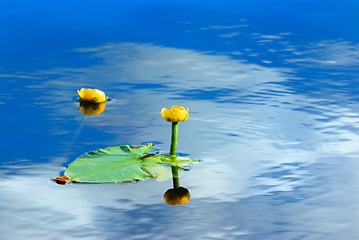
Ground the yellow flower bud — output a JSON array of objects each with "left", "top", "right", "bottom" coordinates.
[
  {"left": 77, "top": 88, "right": 109, "bottom": 103},
  {"left": 163, "top": 187, "right": 190, "bottom": 205},
  {"left": 161, "top": 106, "right": 189, "bottom": 122},
  {"left": 79, "top": 102, "right": 106, "bottom": 116}
]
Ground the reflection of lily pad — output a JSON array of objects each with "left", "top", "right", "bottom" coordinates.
[{"left": 64, "top": 143, "right": 198, "bottom": 183}]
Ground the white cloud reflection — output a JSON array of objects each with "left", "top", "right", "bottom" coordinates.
[
  {"left": 218, "top": 32, "right": 240, "bottom": 38},
  {"left": 201, "top": 24, "right": 248, "bottom": 30},
  {"left": 286, "top": 40, "right": 359, "bottom": 67},
  {"left": 253, "top": 34, "right": 284, "bottom": 40},
  {"left": 2, "top": 40, "right": 359, "bottom": 239},
  {"left": 15, "top": 41, "right": 359, "bottom": 201}
]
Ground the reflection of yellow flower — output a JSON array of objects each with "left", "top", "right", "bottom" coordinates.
[
  {"left": 79, "top": 102, "right": 106, "bottom": 116},
  {"left": 77, "top": 88, "right": 109, "bottom": 103},
  {"left": 163, "top": 187, "right": 190, "bottom": 205},
  {"left": 161, "top": 106, "right": 189, "bottom": 122}
]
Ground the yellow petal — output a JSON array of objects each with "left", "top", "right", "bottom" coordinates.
[
  {"left": 77, "top": 88, "right": 108, "bottom": 103},
  {"left": 183, "top": 108, "right": 189, "bottom": 121},
  {"left": 77, "top": 89, "right": 83, "bottom": 99},
  {"left": 164, "top": 106, "right": 189, "bottom": 122},
  {"left": 161, "top": 108, "right": 175, "bottom": 122},
  {"left": 161, "top": 108, "right": 168, "bottom": 120}
]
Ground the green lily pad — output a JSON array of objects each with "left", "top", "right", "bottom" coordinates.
[{"left": 65, "top": 143, "right": 198, "bottom": 183}]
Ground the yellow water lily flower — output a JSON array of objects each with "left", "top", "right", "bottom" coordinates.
[
  {"left": 161, "top": 106, "right": 189, "bottom": 122},
  {"left": 163, "top": 187, "right": 190, "bottom": 205},
  {"left": 79, "top": 102, "right": 106, "bottom": 116},
  {"left": 77, "top": 88, "right": 109, "bottom": 103}
]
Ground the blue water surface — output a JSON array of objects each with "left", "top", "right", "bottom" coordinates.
[{"left": 1, "top": 1, "right": 359, "bottom": 239}]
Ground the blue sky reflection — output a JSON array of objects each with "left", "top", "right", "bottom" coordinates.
[
  {"left": 1, "top": 1, "right": 359, "bottom": 238},
  {"left": 8, "top": 41, "right": 359, "bottom": 203}
]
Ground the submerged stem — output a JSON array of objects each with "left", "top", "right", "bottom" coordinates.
[
  {"left": 171, "top": 166, "right": 180, "bottom": 189},
  {"left": 170, "top": 122, "right": 178, "bottom": 156}
]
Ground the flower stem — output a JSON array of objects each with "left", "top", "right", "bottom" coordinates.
[
  {"left": 170, "top": 122, "right": 178, "bottom": 156},
  {"left": 170, "top": 122, "right": 179, "bottom": 188}
]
